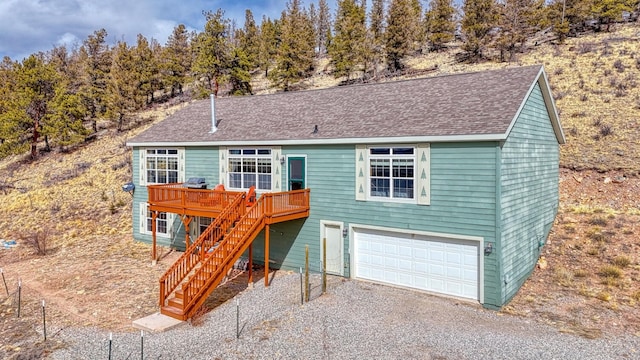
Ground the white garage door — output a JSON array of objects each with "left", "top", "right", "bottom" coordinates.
[{"left": 354, "top": 229, "right": 479, "bottom": 300}]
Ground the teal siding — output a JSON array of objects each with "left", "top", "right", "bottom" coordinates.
[
  {"left": 500, "top": 83, "right": 560, "bottom": 304},
  {"left": 247, "top": 142, "right": 501, "bottom": 307},
  {"left": 131, "top": 147, "right": 218, "bottom": 250}
]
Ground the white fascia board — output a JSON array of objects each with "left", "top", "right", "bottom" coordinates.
[
  {"left": 126, "top": 133, "right": 506, "bottom": 148},
  {"left": 503, "top": 67, "right": 566, "bottom": 145}
]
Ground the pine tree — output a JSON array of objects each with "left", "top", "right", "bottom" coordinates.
[
  {"left": 163, "top": 24, "right": 192, "bottom": 97},
  {"left": 240, "top": 9, "right": 260, "bottom": 69},
  {"left": 134, "top": 34, "right": 158, "bottom": 105},
  {"left": 229, "top": 46, "right": 253, "bottom": 95},
  {"left": 317, "top": 0, "right": 333, "bottom": 56},
  {"left": 192, "top": 9, "right": 231, "bottom": 97},
  {"left": 329, "top": 0, "right": 367, "bottom": 80},
  {"left": 106, "top": 41, "right": 139, "bottom": 131},
  {"left": 0, "top": 57, "right": 25, "bottom": 157},
  {"left": 258, "top": 16, "right": 279, "bottom": 77},
  {"left": 79, "top": 28, "right": 111, "bottom": 133},
  {"left": 547, "top": 0, "right": 591, "bottom": 41},
  {"left": 424, "top": 0, "right": 457, "bottom": 51},
  {"left": 369, "top": 0, "right": 386, "bottom": 77},
  {"left": 44, "top": 80, "right": 87, "bottom": 151},
  {"left": 270, "top": 0, "right": 316, "bottom": 91},
  {"left": 386, "top": 0, "right": 415, "bottom": 72},
  {"left": 461, "top": 0, "right": 499, "bottom": 61},
  {"left": 592, "top": 0, "right": 636, "bottom": 31},
  {"left": 495, "top": 0, "right": 545, "bottom": 62},
  {"left": 409, "top": 0, "right": 425, "bottom": 49},
  {"left": 7, "top": 55, "right": 59, "bottom": 158}
]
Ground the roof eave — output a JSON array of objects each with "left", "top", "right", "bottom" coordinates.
[{"left": 126, "top": 133, "right": 508, "bottom": 148}]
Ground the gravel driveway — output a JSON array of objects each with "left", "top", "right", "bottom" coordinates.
[{"left": 51, "top": 272, "right": 639, "bottom": 359}]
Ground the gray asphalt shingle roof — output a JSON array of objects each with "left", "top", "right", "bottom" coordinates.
[{"left": 128, "top": 65, "right": 553, "bottom": 145}]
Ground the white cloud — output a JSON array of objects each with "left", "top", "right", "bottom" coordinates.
[{"left": 0, "top": 0, "right": 293, "bottom": 60}]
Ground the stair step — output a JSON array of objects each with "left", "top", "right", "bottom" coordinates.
[
  {"left": 175, "top": 289, "right": 184, "bottom": 299},
  {"left": 161, "top": 305, "right": 186, "bottom": 321},
  {"left": 168, "top": 296, "right": 183, "bottom": 308}
]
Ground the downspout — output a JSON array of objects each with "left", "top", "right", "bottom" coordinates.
[{"left": 210, "top": 94, "right": 217, "bottom": 134}]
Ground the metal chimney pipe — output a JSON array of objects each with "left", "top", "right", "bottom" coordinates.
[{"left": 210, "top": 94, "right": 217, "bottom": 133}]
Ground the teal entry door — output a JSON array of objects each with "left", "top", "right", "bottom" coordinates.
[{"left": 288, "top": 157, "right": 305, "bottom": 190}]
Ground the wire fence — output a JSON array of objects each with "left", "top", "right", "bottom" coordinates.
[{"left": 0, "top": 244, "right": 343, "bottom": 359}]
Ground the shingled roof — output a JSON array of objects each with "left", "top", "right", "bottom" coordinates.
[{"left": 127, "top": 65, "right": 564, "bottom": 146}]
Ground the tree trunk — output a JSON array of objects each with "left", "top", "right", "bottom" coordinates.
[{"left": 30, "top": 117, "right": 39, "bottom": 159}]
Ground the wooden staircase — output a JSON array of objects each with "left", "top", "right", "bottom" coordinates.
[{"left": 159, "top": 191, "right": 267, "bottom": 321}]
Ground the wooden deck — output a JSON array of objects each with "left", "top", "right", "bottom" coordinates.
[{"left": 147, "top": 184, "right": 310, "bottom": 223}]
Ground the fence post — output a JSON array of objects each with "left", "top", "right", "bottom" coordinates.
[
  {"left": 17, "top": 279, "right": 21, "bottom": 318},
  {"left": 305, "top": 245, "right": 309, "bottom": 303},
  {"left": 322, "top": 238, "right": 327, "bottom": 294},
  {"left": 1, "top": 268, "right": 8, "bottom": 296},
  {"left": 108, "top": 333, "right": 112, "bottom": 360},
  {"left": 299, "top": 267, "right": 303, "bottom": 305},
  {"left": 42, "top": 300, "right": 46, "bottom": 341}
]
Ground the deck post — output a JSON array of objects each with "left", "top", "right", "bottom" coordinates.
[
  {"left": 151, "top": 210, "right": 157, "bottom": 262},
  {"left": 181, "top": 215, "right": 192, "bottom": 249},
  {"left": 265, "top": 224, "right": 270, "bottom": 287},
  {"left": 248, "top": 243, "right": 253, "bottom": 287}
]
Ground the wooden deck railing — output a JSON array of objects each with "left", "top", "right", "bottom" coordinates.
[
  {"left": 148, "top": 183, "right": 244, "bottom": 212},
  {"left": 158, "top": 188, "right": 310, "bottom": 320},
  {"left": 158, "top": 192, "right": 246, "bottom": 308}
]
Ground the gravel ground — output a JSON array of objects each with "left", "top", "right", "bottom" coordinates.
[{"left": 50, "top": 272, "right": 639, "bottom": 360}]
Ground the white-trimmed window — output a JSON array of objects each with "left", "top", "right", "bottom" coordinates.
[
  {"left": 146, "top": 149, "right": 179, "bottom": 184},
  {"left": 228, "top": 148, "right": 272, "bottom": 190},
  {"left": 369, "top": 147, "right": 415, "bottom": 200},
  {"left": 139, "top": 203, "right": 172, "bottom": 238}
]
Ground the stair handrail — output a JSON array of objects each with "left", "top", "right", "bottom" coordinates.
[
  {"left": 181, "top": 197, "right": 266, "bottom": 316},
  {"left": 159, "top": 192, "right": 246, "bottom": 306}
]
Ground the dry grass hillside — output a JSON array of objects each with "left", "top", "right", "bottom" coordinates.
[{"left": 1, "top": 23, "right": 640, "bottom": 358}]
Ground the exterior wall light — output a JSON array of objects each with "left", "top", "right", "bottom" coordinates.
[{"left": 484, "top": 242, "right": 493, "bottom": 255}]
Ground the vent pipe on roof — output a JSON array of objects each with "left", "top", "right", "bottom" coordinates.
[{"left": 210, "top": 94, "right": 217, "bottom": 134}]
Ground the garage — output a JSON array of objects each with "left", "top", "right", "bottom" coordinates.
[{"left": 353, "top": 228, "right": 481, "bottom": 301}]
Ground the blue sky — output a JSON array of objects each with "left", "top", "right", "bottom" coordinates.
[{"left": 0, "top": 0, "right": 290, "bottom": 61}]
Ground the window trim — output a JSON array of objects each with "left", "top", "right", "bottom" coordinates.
[
  {"left": 139, "top": 202, "right": 172, "bottom": 238},
  {"left": 366, "top": 145, "right": 417, "bottom": 204},
  {"left": 226, "top": 147, "right": 274, "bottom": 191},
  {"left": 139, "top": 147, "right": 184, "bottom": 186}
]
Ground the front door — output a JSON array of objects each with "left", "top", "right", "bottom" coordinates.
[
  {"left": 288, "top": 157, "right": 305, "bottom": 190},
  {"left": 321, "top": 221, "right": 344, "bottom": 275}
]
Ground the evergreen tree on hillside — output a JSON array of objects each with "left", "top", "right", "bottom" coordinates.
[
  {"left": 239, "top": 9, "right": 260, "bottom": 69},
  {"left": 106, "top": 41, "right": 139, "bottom": 131},
  {"left": 547, "top": 0, "right": 591, "bottom": 41},
  {"left": 317, "top": 0, "right": 333, "bottom": 55},
  {"left": 229, "top": 46, "right": 253, "bottom": 95},
  {"left": 369, "top": 0, "right": 386, "bottom": 77},
  {"left": 133, "top": 34, "right": 159, "bottom": 104},
  {"left": 45, "top": 79, "right": 87, "bottom": 151},
  {"left": 592, "top": 0, "right": 636, "bottom": 31},
  {"left": 495, "top": 0, "right": 545, "bottom": 62},
  {"left": 258, "top": 16, "right": 279, "bottom": 77},
  {"left": 329, "top": 0, "right": 367, "bottom": 80},
  {"left": 424, "top": 0, "right": 457, "bottom": 51},
  {"left": 0, "top": 58, "right": 22, "bottom": 157},
  {"left": 79, "top": 28, "right": 111, "bottom": 133},
  {"left": 461, "top": 0, "right": 499, "bottom": 61},
  {"left": 4, "top": 55, "right": 58, "bottom": 158},
  {"left": 409, "top": 0, "right": 425, "bottom": 49},
  {"left": 270, "top": 0, "right": 315, "bottom": 91},
  {"left": 386, "top": 0, "right": 415, "bottom": 72},
  {"left": 192, "top": 9, "right": 231, "bottom": 97},
  {"left": 162, "top": 24, "right": 192, "bottom": 97}
]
